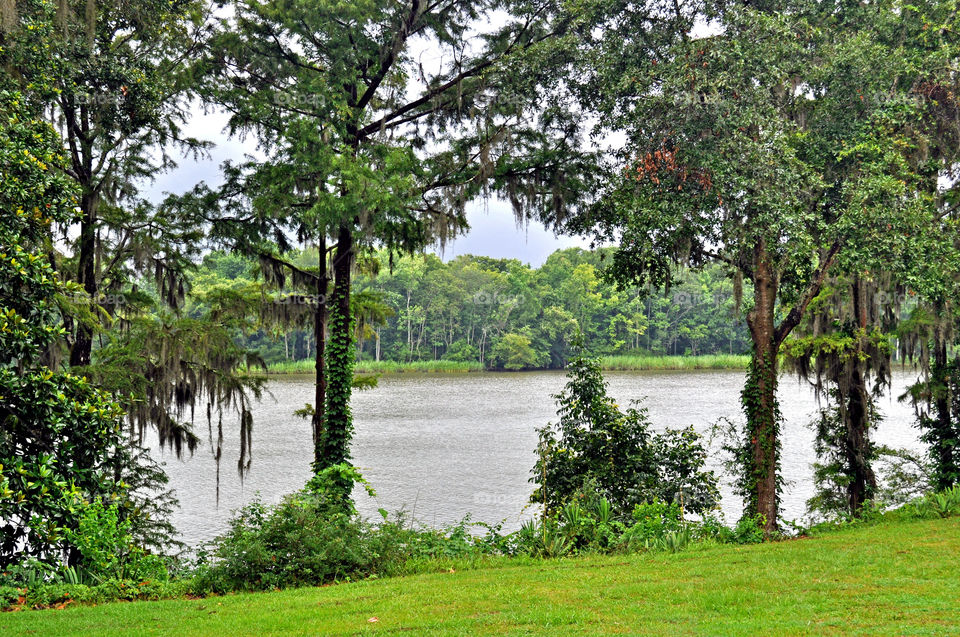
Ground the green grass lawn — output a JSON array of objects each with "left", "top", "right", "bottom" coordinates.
[{"left": 4, "top": 517, "right": 959, "bottom": 636}]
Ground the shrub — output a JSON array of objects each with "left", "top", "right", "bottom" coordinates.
[
  {"left": 191, "top": 477, "right": 496, "bottom": 593},
  {"left": 531, "top": 348, "right": 719, "bottom": 518},
  {"left": 442, "top": 339, "right": 479, "bottom": 362},
  {"left": 3, "top": 579, "right": 189, "bottom": 610},
  {"left": 622, "top": 500, "right": 685, "bottom": 548},
  {"left": 191, "top": 495, "right": 372, "bottom": 592},
  {"left": 731, "top": 514, "right": 767, "bottom": 545},
  {"left": 0, "top": 585, "right": 21, "bottom": 609},
  {"left": 904, "top": 485, "right": 960, "bottom": 519},
  {"left": 489, "top": 332, "right": 543, "bottom": 370},
  {"left": 63, "top": 497, "right": 168, "bottom": 584}
]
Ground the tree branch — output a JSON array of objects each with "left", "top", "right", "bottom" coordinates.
[{"left": 774, "top": 239, "right": 842, "bottom": 345}]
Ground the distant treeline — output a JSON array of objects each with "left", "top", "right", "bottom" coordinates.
[{"left": 190, "top": 247, "right": 753, "bottom": 370}]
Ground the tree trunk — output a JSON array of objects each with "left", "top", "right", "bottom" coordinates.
[
  {"left": 405, "top": 290, "right": 412, "bottom": 356},
  {"left": 844, "top": 356, "right": 876, "bottom": 514},
  {"left": 932, "top": 329, "right": 953, "bottom": 491},
  {"left": 312, "top": 236, "right": 329, "bottom": 471},
  {"left": 69, "top": 190, "right": 98, "bottom": 367},
  {"left": 844, "top": 276, "right": 877, "bottom": 515},
  {"left": 744, "top": 240, "right": 780, "bottom": 535}
]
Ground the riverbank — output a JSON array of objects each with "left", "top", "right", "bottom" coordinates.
[
  {"left": 266, "top": 360, "right": 486, "bottom": 374},
  {"left": 5, "top": 516, "right": 957, "bottom": 635},
  {"left": 601, "top": 353, "right": 749, "bottom": 370},
  {"left": 264, "top": 354, "right": 751, "bottom": 375}
]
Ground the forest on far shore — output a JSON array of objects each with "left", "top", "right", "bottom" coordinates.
[{"left": 189, "top": 247, "right": 755, "bottom": 370}]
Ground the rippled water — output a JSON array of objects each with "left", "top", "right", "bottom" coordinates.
[{"left": 148, "top": 369, "right": 924, "bottom": 548}]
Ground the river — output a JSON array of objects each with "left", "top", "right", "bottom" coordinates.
[{"left": 149, "top": 369, "right": 925, "bottom": 548}]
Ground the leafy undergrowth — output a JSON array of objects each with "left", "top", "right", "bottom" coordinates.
[{"left": 2, "top": 516, "right": 958, "bottom": 636}]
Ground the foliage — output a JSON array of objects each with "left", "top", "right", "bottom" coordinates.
[
  {"left": 0, "top": 0, "right": 266, "bottom": 479},
  {"left": 620, "top": 500, "right": 685, "bottom": 549},
  {"left": 873, "top": 446, "right": 933, "bottom": 509},
  {"left": 805, "top": 392, "right": 880, "bottom": 521},
  {"left": 910, "top": 355, "right": 960, "bottom": 491},
  {"left": 3, "top": 0, "right": 210, "bottom": 368},
  {"left": 191, "top": 481, "right": 759, "bottom": 596},
  {"left": 7, "top": 479, "right": 958, "bottom": 612},
  {"left": 903, "top": 486, "right": 960, "bottom": 520},
  {"left": 531, "top": 346, "right": 719, "bottom": 518},
  {"left": 61, "top": 497, "right": 168, "bottom": 584},
  {"left": 0, "top": 89, "right": 178, "bottom": 573},
  {"left": 489, "top": 332, "right": 543, "bottom": 371},
  {"left": 571, "top": 0, "right": 959, "bottom": 532},
  {"left": 190, "top": 494, "right": 488, "bottom": 594},
  {"left": 4, "top": 517, "right": 960, "bottom": 631},
  {"left": 0, "top": 577, "right": 190, "bottom": 611},
  {"left": 196, "top": 249, "right": 752, "bottom": 370},
  {"left": 784, "top": 276, "right": 899, "bottom": 520},
  {"left": 189, "top": 0, "right": 598, "bottom": 487},
  {"left": 318, "top": 284, "right": 355, "bottom": 485},
  {"left": 729, "top": 514, "right": 768, "bottom": 546}
]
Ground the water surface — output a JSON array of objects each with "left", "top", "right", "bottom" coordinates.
[{"left": 150, "top": 369, "right": 924, "bottom": 548}]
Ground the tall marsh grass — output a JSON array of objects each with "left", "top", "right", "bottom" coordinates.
[{"left": 600, "top": 354, "right": 750, "bottom": 371}]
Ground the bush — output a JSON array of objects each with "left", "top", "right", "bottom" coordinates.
[
  {"left": 903, "top": 485, "right": 960, "bottom": 519},
  {"left": 0, "top": 585, "right": 21, "bottom": 609},
  {"left": 489, "top": 332, "right": 544, "bottom": 370},
  {"left": 442, "top": 339, "right": 479, "bottom": 362},
  {"left": 622, "top": 500, "right": 685, "bottom": 548},
  {"left": 1, "top": 579, "right": 188, "bottom": 610},
  {"left": 532, "top": 348, "right": 719, "bottom": 518},
  {"left": 191, "top": 495, "right": 369, "bottom": 592},
  {"left": 63, "top": 497, "right": 168, "bottom": 584},
  {"left": 731, "top": 514, "right": 767, "bottom": 545},
  {"left": 515, "top": 492, "right": 748, "bottom": 557},
  {"left": 190, "top": 484, "right": 496, "bottom": 594}
]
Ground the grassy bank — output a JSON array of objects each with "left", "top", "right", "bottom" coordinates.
[
  {"left": 4, "top": 517, "right": 958, "bottom": 636},
  {"left": 600, "top": 353, "right": 750, "bottom": 370},
  {"left": 266, "top": 360, "right": 485, "bottom": 374},
  {"left": 266, "top": 354, "right": 750, "bottom": 375}
]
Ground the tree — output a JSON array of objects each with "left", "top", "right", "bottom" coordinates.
[
  {"left": 198, "top": 0, "right": 596, "bottom": 491},
  {"left": 188, "top": 247, "right": 755, "bottom": 368},
  {"left": 2, "top": 0, "right": 209, "bottom": 367},
  {"left": 0, "top": 0, "right": 266, "bottom": 471},
  {"left": 0, "top": 88, "right": 175, "bottom": 569},
  {"left": 901, "top": 303, "right": 960, "bottom": 491},
  {"left": 784, "top": 275, "right": 901, "bottom": 518},
  {"left": 571, "top": 1, "right": 954, "bottom": 531},
  {"left": 490, "top": 331, "right": 541, "bottom": 370}
]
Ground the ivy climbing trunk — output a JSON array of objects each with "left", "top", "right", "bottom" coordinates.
[
  {"left": 312, "top": 236, "right": 329, "bottom": 472},
  {"left": 743, "top": 240, "right": 780, "bottom": 534},
  {"left": 319, "top": 224, "right": 354, "bottom": 493}
]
